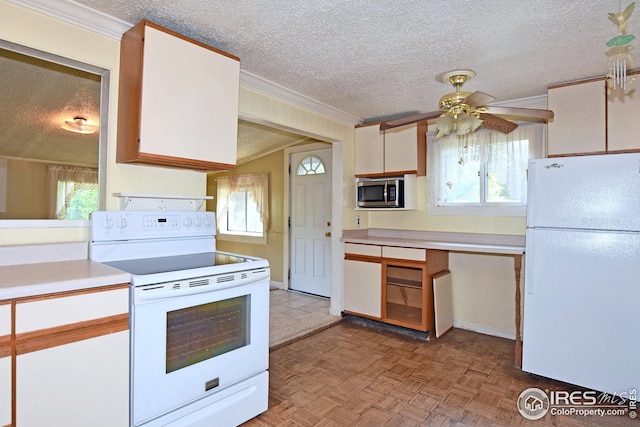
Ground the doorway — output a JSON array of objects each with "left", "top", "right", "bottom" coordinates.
[{"left": 289, "top": 147, "right": 332, "bottom": 297}]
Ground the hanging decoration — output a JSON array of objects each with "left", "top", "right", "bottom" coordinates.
[{"left": 606, "top": 2, "right": 636, "bottom": 91}]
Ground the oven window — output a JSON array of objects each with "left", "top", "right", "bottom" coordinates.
[{"left": 166, "top": 295, "right": 250, "bottom": 373}]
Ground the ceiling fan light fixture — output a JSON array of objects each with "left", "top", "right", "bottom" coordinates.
[{"left": 61, "top": 116, "right": 99, "bottom": 134}]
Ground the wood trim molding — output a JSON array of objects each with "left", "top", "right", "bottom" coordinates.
[
  {"left": 15, "top": 313, "right": 129, "bottom": 355},
  {"left": 14, "top": 283, "right": 128, "bottom": 304},
  {"left": 344, "top": 253, "right": 382, "bottom": 263},
  {"left": 0, "top": 335, "right": 10, "bottom": 358}
]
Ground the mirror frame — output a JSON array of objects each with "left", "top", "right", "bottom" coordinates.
[{"left": 0, "top": 39, "right": 109, "bottom": 227}]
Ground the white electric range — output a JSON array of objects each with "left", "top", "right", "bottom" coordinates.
[{"left": 90, "top": 210, "right": 269, "bottom": 427}]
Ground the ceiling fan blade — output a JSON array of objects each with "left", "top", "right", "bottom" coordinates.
[
  {"left": 478, "top": 113, "right": 518, "bottom": 134},
  {"left": 380, "top": 111, "right": 442, "bottom": 130},
  {"left": 464, "top": 91, "right": 495, "bottom": 108},
  {"left": 484, "top": 106, "right": 554, "bottom": 121}
]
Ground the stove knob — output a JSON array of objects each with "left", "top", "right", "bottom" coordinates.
[
  {"left": 183, "top": 217, "right": 193, "bottom": 227},
  {"left": 203, "top": 216, "right": 212, "bottom": 227},
  {"left": 117, "top": 216, "right": 128, "bottom": 229},
  {"left": 102, "top": 217, "right": 113, "bottom": 230},
  {"left": 194, "top": 216, "right": 203, "bottom": 227}
]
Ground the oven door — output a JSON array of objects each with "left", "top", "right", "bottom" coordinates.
[{"left": 130, "top": 269, "right": 269, "bottom": 426}]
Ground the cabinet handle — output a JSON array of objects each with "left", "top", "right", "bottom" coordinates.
[{"left": 325, "top": 232, "right": 332, "bottom": 237}]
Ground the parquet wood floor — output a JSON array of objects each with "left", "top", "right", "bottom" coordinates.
[{"left": 243, "top": 322, "right": 637, "bottom": 427}]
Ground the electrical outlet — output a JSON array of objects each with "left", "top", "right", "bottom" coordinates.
[{"left": 356, "top": 215, "right": 360, "bottom": 228}]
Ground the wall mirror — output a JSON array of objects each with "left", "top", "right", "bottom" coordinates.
[{"left": 0, "top": 39, "right": 108, "bottom": 222}]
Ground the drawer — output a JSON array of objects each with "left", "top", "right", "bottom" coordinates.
[
  {"left": 0, "top": 303, "right": 10, "bottom": 337},
  {"left": 382, "top": 246, "right": 426, "bottom": 262},
  {"left": 344, "top": 243, "right": 382, "bottom": 257},
  {"left": 15, "top": 287, "right": 129, "bottom": 334}
]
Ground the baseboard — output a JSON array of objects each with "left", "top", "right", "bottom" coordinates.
[
  {"left": 270, "top": 280, "right": 284, "bottom": 290},
  {"left": 453, "top": 320, "right": 515, "bottom": 340}
]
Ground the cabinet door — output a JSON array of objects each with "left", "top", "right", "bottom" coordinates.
[
  {"left": 140, "top": 25, "right": 239, "bottom": 166},
  {"left": 547, "top": 80, "right": 606, "bottom": 156},
  {"left": 608, "top": 83, "right": 640, "bottom": 152},
  {"left": 118, "top": 21, "right": 240, "bottom": 171},
  {"left": 384, "top": 122, "right": 426, "bottom": 175},
  {"left": 354, "top": 125, "right": 384, "bottom": 175},
  {"left": 14, "top": 287, "right": 129, "bottom": 427},
  {"left": 16, "top": 331, "right": 129, "bottom": 427},
  {"left": 382, "top": 260, "right": 428, "bottom": 331},
  {"left": 0, "top": 303, "right": 10, "bottom": 427},
  {"left": 344, "top": 259, "right": 382, "bottom": 318}
]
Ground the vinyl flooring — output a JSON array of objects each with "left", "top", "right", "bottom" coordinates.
[{"left": 243, "top": 321, "right": 637, "bottom": 427}]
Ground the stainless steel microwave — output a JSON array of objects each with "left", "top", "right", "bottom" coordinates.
[{"left": 357, "top": 178, "right": 404, "bottom": 208}]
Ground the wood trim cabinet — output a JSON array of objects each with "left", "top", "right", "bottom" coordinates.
[
  {"left": 117, "top": 20, "right": 240, "bottom": 171},
  {"left": 354, "top": 122, "right": 427, "bottom": 177},
  {"left": 547, "top": 73, "right": 640, "bottom": 157},
  {"left": 5, "top": 285, "right": 129, "bottom": 427},
  {"left": 343, "top": 243, "right": 448, "bottom": 336}
]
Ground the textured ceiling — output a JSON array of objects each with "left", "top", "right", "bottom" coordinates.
[
  {"left": 72, "top": 0, "right": 633, "bottom": 122},
  {"left": 0, "top": 47, "right": 100, "bottom": 167}
]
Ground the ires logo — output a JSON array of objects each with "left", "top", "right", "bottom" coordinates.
[
  {"left": 549, "top": 390, "right": 597, "bottom": 405},
  {"left": 518, "top": 387, "right": 636, "bottom": 420}
]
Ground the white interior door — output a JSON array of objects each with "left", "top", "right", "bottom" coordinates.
[{"left": 290, "top": 148, "right": 332, "bottom": 297}]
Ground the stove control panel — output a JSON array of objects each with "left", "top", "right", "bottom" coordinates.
[{"left": 90, "top": 211, "right": 216, "bottom": 241}]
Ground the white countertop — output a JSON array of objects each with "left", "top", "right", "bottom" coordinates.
[
  {"left": 341, "top": 229, "right": 525, "bottom": 255},
  {"left": 0, "top": 259, "right": 130, "bottom": 300},
  {"left": 0, "top": 242, "right": 130, "bottom": 300}
]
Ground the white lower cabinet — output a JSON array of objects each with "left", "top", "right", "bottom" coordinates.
[
  {"left": 344, "top": 258, "right": 382, "bottom": 318},
  {"left": 16, "top": 331, "right": 129, "bottom": 427},
  {"left": 12, "top": 285, "right": 129, "bottom": 427},
  {"left": 0, "top": 356, "right": 9, "bottom": 427},
  {"left": 343, "top": 243, "right": 382, "bottom": 318},
  {"left": 0, "top": 302, "right": 11, "bottom": 427}
]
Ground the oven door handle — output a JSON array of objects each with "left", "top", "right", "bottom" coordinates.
[{"left": 134, "top": 269, "right": 270, "bottom": 301}]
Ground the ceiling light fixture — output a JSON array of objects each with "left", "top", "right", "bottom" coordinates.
[
  {"left": 434, "top": 70, "right": 484, "bottom": 140},
  {"left": 61, "top": 116, "right": 99, "bottom": 134},
  {"left": 606, "top": 1, "right": 636, "bottom": 92}
]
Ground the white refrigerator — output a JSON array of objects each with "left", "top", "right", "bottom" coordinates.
[{"left": 523, "top": 153, "right": 640, "bottom": 395}]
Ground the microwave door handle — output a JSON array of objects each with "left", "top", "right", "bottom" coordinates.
[{"left": 383, "top": 182, "right": 388, "bottom": 204}]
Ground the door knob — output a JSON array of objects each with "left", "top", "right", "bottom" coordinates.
[{"left": 325, "top": 232, "right": 332, "bottom": 237}]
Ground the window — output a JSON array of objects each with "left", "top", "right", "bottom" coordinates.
[
  {"left": 296, "top": 155, "right": 325, "bottom": 175},
  {"left": 48, "top": 166, "right": 98, "bottom": 220},
  {"left": 429, "top": 123, "right": 544, "bottom": 215},
  {"left": 216, "top": 173, "right": 269, "bottom": 242}
]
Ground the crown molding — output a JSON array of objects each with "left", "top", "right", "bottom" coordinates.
[
  {"left": 239, "top": 71, "right": 362, "bottom": 125},
  {"left": 8, "top": 0, "right": 363, "bottom": 126},
  {"left": 7, "top": 0, "right": 132, "bottom": 40}
]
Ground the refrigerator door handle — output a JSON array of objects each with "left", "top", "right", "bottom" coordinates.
[{"left": 526, "top": 232, "right": 534, "bottom": 295}]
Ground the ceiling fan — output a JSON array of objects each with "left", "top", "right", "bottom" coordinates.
[{"left": 379, "top": 69, "right": 554, "bottom": 140}]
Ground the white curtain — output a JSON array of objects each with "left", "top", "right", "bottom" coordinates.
[
  {"left": 216, "top": 173, "right": 269, "bottom": 232},
  {"left": 433, "top": 123, "right": 544, "bottom": 205},
  {"left": 47, "top": 166, "right": 98, "bottom": 219}
]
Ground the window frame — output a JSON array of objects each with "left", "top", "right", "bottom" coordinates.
[
  {"left": 426, "top": 122, "right": 546, "bottom": 217},
  {"left": 216, "top": 173, "right": 269, "bottom": 244}
]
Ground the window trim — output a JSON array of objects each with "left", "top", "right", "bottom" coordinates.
[
  {"left": 216, "top": 173, "right": 269, "bottom": 244},
  {"left": 426, "top": 122, "right": 546, "bottom": 217}
]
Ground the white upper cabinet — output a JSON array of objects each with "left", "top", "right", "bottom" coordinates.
[
  {"left": 354, "top": 125, "right": 384, "bottom": 176},
  {"left": 547, "top": 80, "right": 606, "bottom": 156},
  {"left": 354, "top": 122, "right": 426, "bottom": 177},
  {"left": 117, "top": 20, "right": 240, "bottom": 171},
  {"left": 547, "top": 74, "right": 640, "bottom": 156},
  {"left": 608, "top": 79, "right": 640, "bottom": 152}
]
